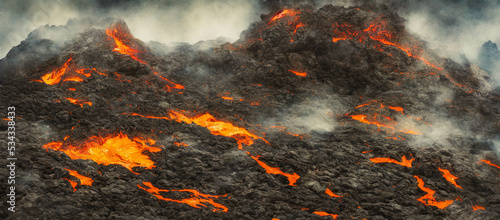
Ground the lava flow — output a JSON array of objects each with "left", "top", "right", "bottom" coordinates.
[
  {"left": 40, "top": 57, "right": 72, "bottom": 85},
  {"left": 348, "top": 114, "right": 421, "bottom": 135},
  {"left": 288, "top": 70, "right": 307, "bottom": 77},
  {"left": 312, "top": 211, "right": 338, "bottom": 219},
  {"left": 42, "top": 132, "right": 161, "bottom": 174},
  {"left": 268, "top": 9, "right": 301, "bottom": 25},
  {"left": 413, "top": 176, "right": 454, "bottom": 209},
  {"left": 479, "top": 160, "right": 500, "bottom": 169},
  {"left": 137, "top": 182, "right": 228, "bottom": 213},
  {"left": 62, "top": 178, "right": 78, "bottom": 192},
  {"left": 363, "top": 17, "right": 442, "bottom": 71},
  {"left": 325, "top": 188, "right": 343, "bottom": 198},
  {"left": 106, "top": 24, "right": 146, "bottom": 65},
  {"left": 370, "top": 155, "right": 414, "bottom": 168},
  {"left": 438, "top": 168, "right": 462, "bottom": 190},
  {"left": 472, "top": 205, "right": 485, "bottom": 211},
  {"left": 64, "top": 97, "right": 92, "bottom": 108},
  {"left": 129, "top": 111, "right": 269, "bottom": 150},
  {"left": 64, "top": 168, "right": 94, "bottom": 187},
  {"left": 250, "top": 155, "right": 300, "bottom": 186}
]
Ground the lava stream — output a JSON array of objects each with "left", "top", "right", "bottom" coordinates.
[
  {"left": 288, "top": 70, "right": 307, "bottom": 77},
  {"left": 64, "top": 97, "right": 92, "bottom": 108},
  {"left": 413, "top": 176, "right": 453, "bottom": 209},
  {"left": 128, "top": 111, "right": 269, "bottom": 150},
  {"left": 250, "top": 155, "right": 300, "bottom": 186},
  {"left": 64, "top": 168, "right": 94, "bottom": 186},
  {"left": 268, "top": 9, "right": 301, "bottom": 25},
  {"left": 42, "top": 132, "right": 161, "bottom": 174},
  {"left": 479, "top": 160, "right": 500, "bottom": 169},
  {"left": 62, "top": 178, "right": 78, "bottom": 192},
  {"left": 472, "top": 205, "right": 485, "bottom": 211},
  {"left": 370, "top": 155, "right": 414, "bottom": 168},
  {"left": 137, "top": 182, "right": 228, "bottom": 213},
  {"left": 325, "top": 188, "right": 342, "bottom": 198},
  {"left": 438, "top": 168, "right": 462, "bottom": 189},
  {"left": 106, "top": 25, "right": 146, "bottom": 65},
  {"left": 312, "top": 211, "right": 338, "bottom": 219},
  {"left": 40, "top": 57, "right": 72, "bottom": 85}
]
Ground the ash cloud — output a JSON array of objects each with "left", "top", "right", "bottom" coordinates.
[{"left": 0, "top": 0, "right": 262, "bottom": 58}]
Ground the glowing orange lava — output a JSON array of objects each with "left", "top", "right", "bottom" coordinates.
[
  {"left": 40, "top": 57, "right": 72, "bottom": 85},
  {"left": 288, "top": 70, "right": 307, "bottom": 77},
  {"left": 268, "top": 9, "right": 301, "bottom": 24},
  {"left": 348, "top": 114, "right": 421, "bottom": 135},
  {"left": 64, "top": 97, "right": 92, "bottom": 108},
  {"left": 137, "top": 182, "right": 228, "bottom": 213},
  {"left": 168, "top": 111, "right": 269, "bottom": 149},
  {"left": 472, "top": 205, "right": 485, "bottom": 211},
  {"left": 106, "top": 24, "right": 146, "bottom": 65},
  {"left": 438, "top": 168, "right": 462, "bottom": 190},
  {"left": 250, "top": 155, "right": 299, "bottom": 186},
  {"left": 480, "top": 160, "right": 500, "bottom": 169},
  {"left": 388, "top": 106, "right": 404, "bottom": 114},
  {"left": 325, "top": 188, "right": 342, "bottom": 198},
  {"left": 312, "top": 211, "right": 338, "bottom": 219},
  {"left": 173, "top": 142, "right": 188, "bottom": 147},
  {"left": 42, "top": 132, "right": 161, "bottom": 174},
  {"left": 62, "top": 178, "right": 78, "bottom": 192},
  {"left": 413, "top": 176, "right": 453, "bottom": 209},
  {"left": 64, "top": 168, "right": 93, "bottom": 186},
  {"left": 363, "top": 18, "right": 442, "bottom": 71},
  {"left": 370, "top": 155, "right": 414, "bottom": 168}
]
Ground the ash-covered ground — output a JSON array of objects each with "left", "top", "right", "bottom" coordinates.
[{"left": 1, "top": 3, "right": 500, "bottom": 220}]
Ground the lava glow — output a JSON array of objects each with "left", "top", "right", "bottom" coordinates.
[
  {"left": 480, "top": 160, "right": 500, "bottom": 169},
  {"left": 413, "top": 176, "right": 454, "bottom": 209},
  {"left": 64, "top": 168, "right": 94, "bottom": 186},
  {"left": 250, "top": 155, "right": 300, "bottom": 186},
  {"left": 370, "top": 155, "right": 414, "bottom": 168},
  {"left": 438, "top": 168, "right": 462, "bottom": 190},
  {"left": 268, "top": 9, "right": 301, "bottom": 24},
  {"left": 65, "top": 97, "right": 92, "bottom": 108},
  {"left": 62, "top": 178, "right": 78, "bottom": 192},
  {"left": 169, "top": 111, "right": 269, "bottom": 149},
  {"left": 349, "top": 114, "right": 421, "bottom": 135},
  {"left": 137, "top": 182, "right": 228, "bottom": 213},
  {"left": 42, "top": 132, "right": 161, "bottom": 174},
  {"left": 472, "top": 205, "right": 485, "bottom": 211},
  {"left": 106, "top": 25, "right": 146, "bottom": 65},
  {"left": 325, "top": 188, "right": 342, "bottom": 198},
  {"left": 128, "top": 111, "right": 268, "bottom": 149},
  {"left": 288, "top": 70, "right": 307, "bottom": 77},
  {"left": 312, "top": 211, "right": 338, "bottom": 219},
  {"left": 40, "top": 57, "right": 72, "bottom": 85}
]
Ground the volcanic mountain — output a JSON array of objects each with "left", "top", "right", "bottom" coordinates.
[{"left": 1, "top": 4, "right": 500, "bottom": 220}]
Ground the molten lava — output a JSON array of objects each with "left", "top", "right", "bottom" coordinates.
[
  {"left": 106, "top": 24, "right": 146, "bottom": 65},
  {"left": 479, "top": 160, "right": 500, "bottom": 169},
  {"left": 370, "top": 155, "right": 414, "bottom": 168},
  {"left": 312, "top": 211, "right": 338, "bottom": 219},
  {"left": 62, "top": 178, "right": 78, "bottom": 192},
  {"left": 42, "top": 132, "right": 161, "bottom": 174},
  {"left": 64, "top": 168, "right": 94, "bottom": 186},
  {"left": 40, "top": 57, "right": 72, "bottom": 85},
  {"left": 325, "top": 188, "right": 342, "bottom": 198},
  {"left": 288, "top": 70, "right": 307, "bottom": 77},
  {"left": 413, "top": 176, "right": 453, "bottom": 209},
  {"left": 472, "top": 205, "right": 485, "bottom": 211},
  {"left": 64, "top": 97, "right": 92, "bottom": 108},
  {"left": 438, "top": 168, "right": 462, "bottom": 190},
  {"left": 137, "top": 182, "right": 228, "bottom": 213},
  {"left": 268, "top": 9, "right": 301, "bottom": 25},
  {"left": 250, "top": 155, "right": 300, "bottom": 186},
  {"left": 348, "top": 114, "right": 421, "bottom": 135}
]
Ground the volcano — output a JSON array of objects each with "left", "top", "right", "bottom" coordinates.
[{"left": 1, "top": 3, "right": 500, "bottom": 220}]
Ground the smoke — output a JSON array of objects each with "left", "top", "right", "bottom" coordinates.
[{"left": 0, "top": 0, "right": 261, "bottom": 58}]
